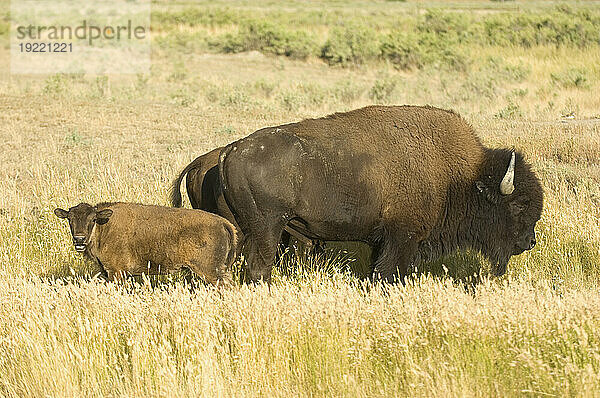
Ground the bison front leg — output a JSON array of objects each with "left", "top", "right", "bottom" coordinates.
[{"left": 371, "top": 229, "right": 419, "bottom": 284}]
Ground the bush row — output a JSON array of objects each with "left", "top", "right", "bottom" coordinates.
[
  {"left": 206, "top": 19, "right": 472, "bottom": 70},
  {"left": 156, "top": 7, "right": 600, "bottom": 69}
]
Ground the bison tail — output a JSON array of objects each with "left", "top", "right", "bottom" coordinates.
[
  {"left": 170, "top": 156, "right": 204, "bottom": 208},
  {"left": 218, "top": 144, "right": 237, "bottom": 211},
  {"left": 217, "top": 145, "right": 233, "bottom": 193},
  {"left": 170, "top": 174, "right": 184, "bottom": 208}
]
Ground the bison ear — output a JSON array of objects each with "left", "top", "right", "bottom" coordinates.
[
  {"left": 95, "top": 209, "right": 113, "bottom": 225},
  {"left": 54, "top": 208, "right": 68, "bottom": 219}
]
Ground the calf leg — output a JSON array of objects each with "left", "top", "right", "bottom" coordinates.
[
  {"left": 107, "top": 269, "right": 127, "bottom": 283},
  {"left": 188, "top": 260, "right": 233, "bottom": 287},
  {"left": 186, "top": 235, "right": 235, "bottom": 287}
]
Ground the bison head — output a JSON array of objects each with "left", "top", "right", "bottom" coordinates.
[
  {"left": 474, "top": 150, "right": 543, "bottom": 276},
  {"left": 54, "top": 203, "right": 113, "bottom": 253}
]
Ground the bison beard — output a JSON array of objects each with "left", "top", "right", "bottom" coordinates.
[{"left": 219, "top": 105, "right": 543, "bottom": 283}]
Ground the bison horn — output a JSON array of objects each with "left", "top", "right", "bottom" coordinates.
[{"left": 500, "top": 152, "right": 516, "bottom": 195}]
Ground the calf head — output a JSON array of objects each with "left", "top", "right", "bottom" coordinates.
[
  {"left": 54, "top": 203, "right": 113, "bottom": 253},
  {"left": 475, "top": 150, "right": 544, "bottom": 276}
]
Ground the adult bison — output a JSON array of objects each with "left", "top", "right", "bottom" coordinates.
[{"left": 219, "top": 105, "right": 543, "bottom": 283}]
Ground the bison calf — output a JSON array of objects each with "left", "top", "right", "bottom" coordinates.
[{"left": 54, "top": 202, "right": 237, "bottom": 286}]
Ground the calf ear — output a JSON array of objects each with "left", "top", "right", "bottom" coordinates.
[
  {"left": 54, "top": 208, "right": 68, "bottom": 219},
  {"left": 95, "top": 209, "right": 113, "bottom": 225}
]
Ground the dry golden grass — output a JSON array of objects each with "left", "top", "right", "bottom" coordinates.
[
  {"left": 2, "top": 275, "right": 600, "bottom": 397},
  {"left": 1, "top": 2, "right": 600, "bottom": 395}
]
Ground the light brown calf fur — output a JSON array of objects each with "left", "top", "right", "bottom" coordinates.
[{"left": 54, "top": 202, "right": 237, "bottom": 286}]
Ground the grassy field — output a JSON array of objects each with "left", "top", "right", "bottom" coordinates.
[{"left": 1, "top": 0, "right": 600, "bottom": 396}]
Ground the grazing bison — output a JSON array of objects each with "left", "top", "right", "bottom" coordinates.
[
  {"left": 170, "top": 147, "right": 323, "bottom": 254},
  {"left": 219, "top": 105, "right": 543, "bottom": 283},
  {"left": 55, "top": 202, "right": 237, "bottom": 286}
]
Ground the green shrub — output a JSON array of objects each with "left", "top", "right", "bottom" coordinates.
[
  {"left": 94, "top": 76, "right": 109, "bottom": 98},
  {"left": 495, "top": 102, "right": 523, "bottom": 119},
  {"left": 484, "top": 57, "right": 530, "bottom": 82},
  {"left": 214, "top": 126, "right": 236, "bottom": 135},
  {"left": 551, "top": 68, "right": 590, "bottom": 89},
  {"left": 212, "top": 32, "right": 245, "bottom": 54},
  {"left": 253, "top": 80, "right": 278, "bottom": 98},
  {"left": 278, "top": 84, "right": 326, "bottom": 111},
  {"left": 508, "top": 88, "right": 528, "bottom": 99},
  {"left": 43, "top": 74, "right": 66, "bottom": 95},
  {"left": 210, "top": 20, "right": 318, "bottom": 60},
  {"left": 333, "top": 81, "right": 365, "bottom": 104},
  {"left": 63, "top": 129, "right": 88, "bottom": 146},
  {"left": 167, "top": 61, "right": 187, "bottom": 82},
  {"left": 459, "top": 73, "right": 496, "bottom": 100},
  {"left": 382, "top": 10, "right": 474, "bottom": 72},
  {"left": 220, "top": 89, "right": 252, "bottom": 107},
  {"left": 135, "top": 74, "right": 149, "bottom": 92},
  {"left": 420, "top": 33, "right": 471, "bottom": 72},
  {"left": 381, "top": 30, "right": 469, "bottom": 72},
  {"left": 297, "top": 83, "right": 326, "bottom": 106},
  {"left": 369, "top": 76, "right": 398, "bottom": 103},
  {"left": 380, "top": 31, "right": 423, "bottom": 70},
  {"left": 483, "top": 10, "right": 600, "bottom": 48},
  {"left": 418, "top": 10, "right": 474, "bottom": 42},
  {"left": 321, "top": 23, "right": 379, "bottom": 66},
  {"left": 279, "top": 91, "right": 303, "bottom": 111},
  {"left": 560, "top": 98, "right": 580, "bottom": 118},
  {"left": 456, "top": 57, "right": 530, "bottom": 102},
  {"left": 170, "top": 89, "right": 194, "bottom": 107}
]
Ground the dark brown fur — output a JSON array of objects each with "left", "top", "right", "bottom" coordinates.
[
  {"left": 170, "top": 147, "right": 324, "bottom": 253},
  {"left": 55, "top": 202, "right": 238, "bottom": 286},
  {"left": 219, "top": 105, "right": 543, "bottom": 283},
  {"left": 171, "top": 147, "right": 224, "bottom": 212}
]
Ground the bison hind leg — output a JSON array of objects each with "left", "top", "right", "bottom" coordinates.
[
  {"left": 242, "top": 217, "right": 289, "bottom": 284},
  {"left": 274, "top": 229, "right": 293, "bottom": 265}
]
